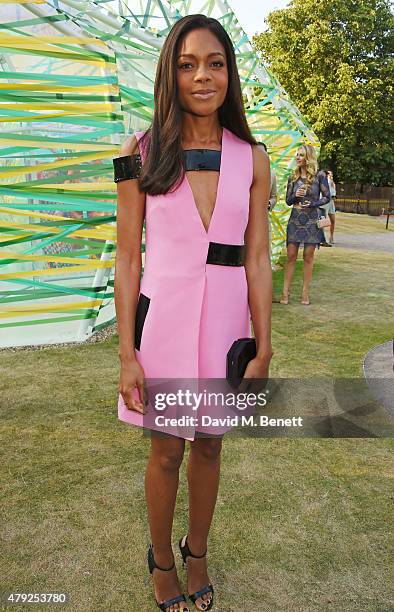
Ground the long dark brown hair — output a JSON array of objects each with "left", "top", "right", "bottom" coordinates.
[{"left": 138, "top": 14, "right": 257, "bottom": 195}]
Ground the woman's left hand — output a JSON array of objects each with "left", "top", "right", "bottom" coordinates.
[{"left": 238, "top": 351, "right": 273, "bottom": 393}]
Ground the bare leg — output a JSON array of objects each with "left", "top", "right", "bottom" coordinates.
[
  {"left": 185, "top": 437, "right": 223, "bottom": 609},
  {"left": 145, "top": 434, "right": 189, "bottom": 611},
  {"left": 281, "top": 243, "right": 299, "bottom": 301},
  {"left": 301, "top": 244, "right": 316, "bottom": 303},
  {"left": 329, "top": 213, "right": 335, "bottom": 242}
]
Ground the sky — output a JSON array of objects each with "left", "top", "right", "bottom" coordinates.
[{"left": 228, "top": 0, "right": 290, "bottom": 39}]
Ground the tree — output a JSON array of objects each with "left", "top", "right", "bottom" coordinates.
[{"left": 253, "top": 0, "right": 393, "bottom": 185}]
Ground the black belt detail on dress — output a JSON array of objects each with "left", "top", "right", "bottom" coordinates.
[
  {"left": 114, "top": 149, "right": 221, "bottom": 182},
  {"left": 206, "top": 242, "right": 245, "bottom": 266},
  {"left": 113, "top": 154, "right": 142, "bottom": 182},
  {"left": 183, "top": 149, "right": 221, "bottom": 171}
]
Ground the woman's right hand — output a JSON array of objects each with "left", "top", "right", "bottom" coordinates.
[
  {"left": 119, "top": 359, "right": 148, "bottom": 414},
  {"left": 295, "top": 186, "right": 306, "bottom": 197}
]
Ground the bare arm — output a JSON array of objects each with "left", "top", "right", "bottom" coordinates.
[
  {"left": 331, "top": 180, "right": 337, "bottom": 198},
  {"left": 244, "top": 145, "right": 273, "bottom": 363},
  {"left": 114, "top": 135, "right": 146, "bottom": 363}
]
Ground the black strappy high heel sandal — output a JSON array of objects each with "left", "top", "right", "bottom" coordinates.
[
  {"left": 147, "top": 543, "right": 189, "bottom": 611},
  {"left": 178, "top": 535, "right": 214, "bottom": 611}
]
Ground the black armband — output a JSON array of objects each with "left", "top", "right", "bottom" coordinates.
[{"left": 113, "top": 154, "right": 142, "bottom": 182}]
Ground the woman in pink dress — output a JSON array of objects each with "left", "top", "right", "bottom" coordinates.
[{"left": 114, "top": 14, "right": 272, "bottom": 612}]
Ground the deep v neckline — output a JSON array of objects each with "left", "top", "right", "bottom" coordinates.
[{"left": 184, "top": 127, "right": 226, "bottom": 235}]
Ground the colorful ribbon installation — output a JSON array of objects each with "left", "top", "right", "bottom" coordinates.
[{"left": 0, "top": 0, "right": 319, "bottom": 347}]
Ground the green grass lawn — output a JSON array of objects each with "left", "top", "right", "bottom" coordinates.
[
  {"left": 271, "top": 246, "right": 393, "bottom": 377},
  {"left": 1, "top": 214, "right": 393, "bottom": 611}
]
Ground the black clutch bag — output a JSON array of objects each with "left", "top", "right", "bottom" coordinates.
[{"left": 226, "top": 338, "right": 257, "bottom": 389}]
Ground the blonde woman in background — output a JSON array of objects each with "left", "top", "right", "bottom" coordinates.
[{"left": 280, "top": 145, "right": 330, "bottom": 305}]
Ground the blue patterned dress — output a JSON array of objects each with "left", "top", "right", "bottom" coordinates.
[{"left": 286, "top": 170, "right": 330, "bottom": 248}]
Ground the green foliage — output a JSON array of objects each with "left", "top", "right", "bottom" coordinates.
[{"left": 253, "top": 0, "right": 393, "bottom": 185}]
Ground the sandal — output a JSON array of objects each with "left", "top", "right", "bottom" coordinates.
[
  {"left": 147, "top": 544, "right": 189, "bottom": 611},
  {"left": 301, "top": 295, "right": 310, "bottom": 305},
  {"left": 280, "top": 291, "right": 290, "bottom": 305},
  {"left": 179, "top": 535, "right": 214, "bottom": 611}
]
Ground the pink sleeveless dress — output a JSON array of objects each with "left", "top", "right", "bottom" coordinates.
[{"left": 118, "top": 127, "right": 253, "bottom": 440}]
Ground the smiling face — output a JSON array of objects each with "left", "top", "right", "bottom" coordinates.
[
  {"left": 176, "top": 28, "right": 228, "bottom": 117},
  {"left": 296, "top": 147, "right": 307, "bottom": 168}
]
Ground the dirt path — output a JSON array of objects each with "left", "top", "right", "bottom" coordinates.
[{"left": 330, "top": 232, "right": 394, "bottom": 253}]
